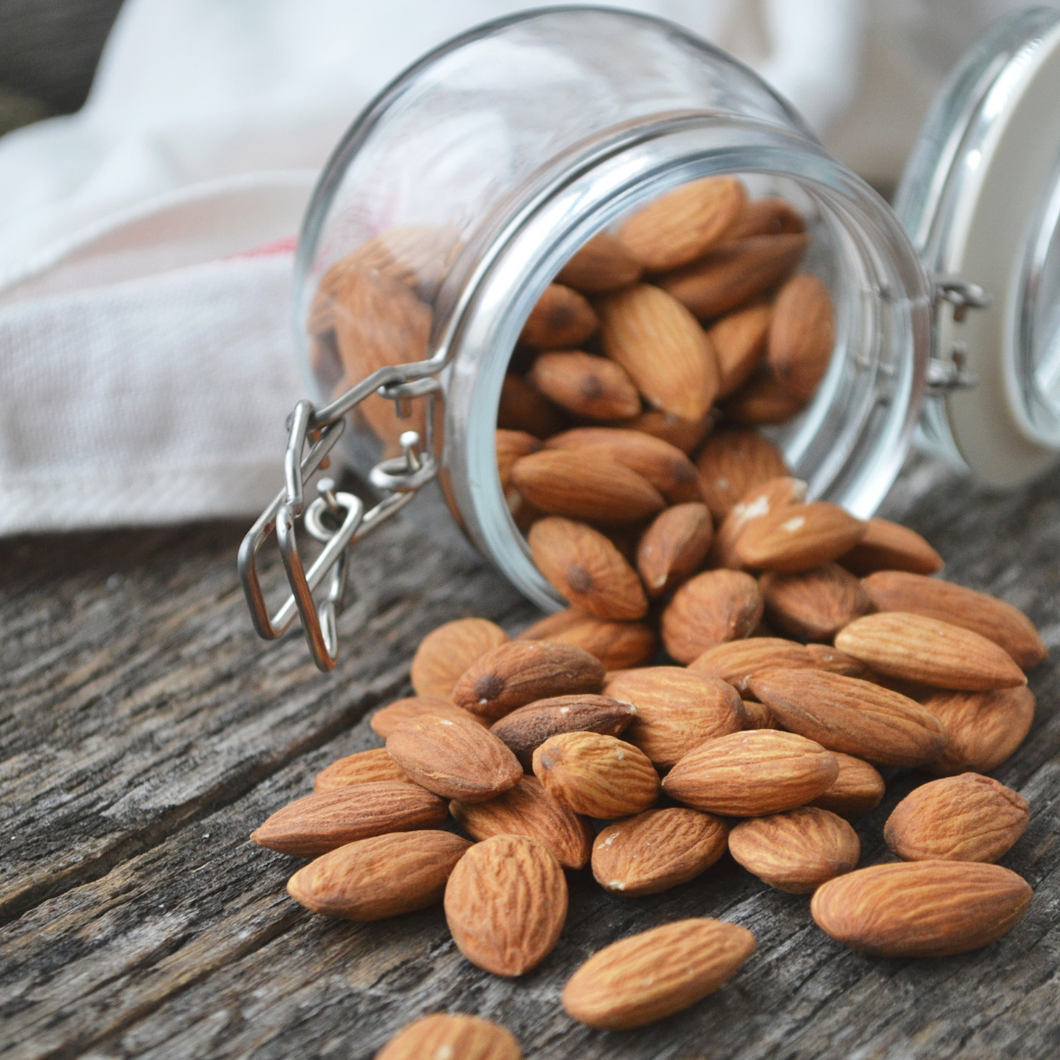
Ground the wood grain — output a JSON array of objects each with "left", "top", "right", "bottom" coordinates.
[{"left": 2, "top": 456, "right": 1060, "bottom": 1059}]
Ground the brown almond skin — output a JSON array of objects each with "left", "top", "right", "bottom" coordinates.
[
  {"left": 593, "top": 807, "right": 728, "bottom": 895},
  {"left": 598, "top": 284, "right": 720, "bottom": 421},
  {"left": 740, "top": 698, "right": 777, "bottom": 729},
  {"left": 314, "top": 748, "right": 409, "bottom": 792},
  {"left": 562, "top": 918, "right": 756, "bottom": 1030},
  {"left": 834, "top": 611, "right": 1028, "bottom": 691},
  {"left": 489, "top": 694, "right": 637, "bottom": 770},
  {"left": 636, "top": 503, "right": 714, "bottom": 597},
  {"left": 557, "top": 230, "right": 643, "bottom": 293},
  {"left": 410, "top": 618, "right": 510, "bottom": 701},
  {"left": 760, "top": 563, "right": 872, "bottom": 641},
  {"left": 804, "top": 643, "right": 870, "bottom": 677},
  {"left": 768, "top": 274, "right": 835, "bottom": 401},
  {"left": 533, "top": 731, "right": 659, "bottom": 818},
  {"left": 924, "top": 686, "right": 1035, "bottom": 775},
  {"left": 287, "top": 830, "right": 471, "bottom": 920},
  {"left": 451, "top": 775, "right": 593, "bottom": 869},
  {"left": 386, "top": 713, "right": 523, "bottom": 803},
  {"left": 497, "top": 373, "right": 567, "bottom": 438},
  {"left": 736, "top": 501, "right": 866, "bottom": 573},
  {"left": 452, "top": 640, "right": 605, "bottom": 720},
  {"left": 660, "top": 569, "right": 763, "bottom": 664},
  {"left": 689, "top": 636, "right": 816, "bottom": 696},
  {"left": 603, "top": 666, "right": 745, "bottom": 767},
  {"left": 839, "top": 518, "right": 944, "bottom": 576},
  {"left": 619, "top": 175, "right": 747, "bottom": 271},
  {"left": 519, "top": 283, "right": 598, "bottom": 348},
  {"left": 511, "top": 448, "right": 665, "bottom": 523},
  {"left": 723, "top": 196, "right": 806, "bottom": 240},
  {"left": 528, "top": 350, "right": 641, "bottom": 420},
  {"left": 250, "top": 783, "right": 448, "bottom": 857},
  {"left": 517, "top": 607, "right": 657, "bottom": 670},
  {"left": 374, "top": 1013, "right": 521, "bottom": 1060},
  {"left": 622, "top": 408, "right": 712, "bottom": 454},
  {"left": 860, "top": 571, "right": 1046, "bottom": 670},
  {"left": 708, "top": 301, "right": 772, "bottom": 399},
  {"left": 723, "top": 370, "right": 807, "bottom": 426},
  {"left": 809, "top": 753, "right": 886, "bottom": 818},
  {"left": 496, "top": 429, "right": 542, "bottom": 491},
  {"left": 711, "top": 476, "right": 807, "bottom": 569},
  {"left": 444, "top": 834, "right": 567, "bottom": 977},
  {"left": 660, "top": 233, "right": 809, "bottom": 319},
  {"left": 528, "top": 517, "right": 648, "bottom": 620},
  {"left": 371, "top": 696, "right": 485, "bottom": 739},
  {"left": 546, "top": 427, "right": 705, "bottom": 503},
  {"left": 663, "top": 729, "right": 838, "bottom": 816},
  {"left": 811, "top": 861, "right": 1033, "bottom": 957},
  {"left": 729, "top": 806, "right": 860, "bottom": 893},
  {"left": 749, "top": 669, "right": 946, "bottom": 768},
  {"left": 695, "top": 429, "right": 791, "bottom": 522},
  {"left": 884, "top": 773, "right": 1030, "bottom": 863}
]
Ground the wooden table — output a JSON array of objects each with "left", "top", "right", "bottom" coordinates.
[{"left": 3, "top": 458, "right": 1060, "bottom": 1060}]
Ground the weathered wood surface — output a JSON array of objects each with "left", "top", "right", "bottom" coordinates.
[{"left": 2, "top": 457, "right": 1060, "bottom": 1060}]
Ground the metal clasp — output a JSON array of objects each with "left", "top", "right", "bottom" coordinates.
[
  {"left": 238, "top": 366, "right": 442, "bottom": 671},
  {"left": 926, "top": 273, "right": 991, "bottom": 395},
  {"left": 933, "top": 273, "right": 992, "bottom": 322}
]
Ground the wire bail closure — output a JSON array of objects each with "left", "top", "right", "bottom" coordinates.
[{"left": 238, "top": 364, "right": 442, "bottom": 671}]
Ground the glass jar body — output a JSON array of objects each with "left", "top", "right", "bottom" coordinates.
[{"left": 298, "top": 8, "right": 933, "bottom": 610}]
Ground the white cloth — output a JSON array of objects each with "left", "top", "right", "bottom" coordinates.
[{"left": 0, "top": 0, "right": 1042, "bottom": 533}]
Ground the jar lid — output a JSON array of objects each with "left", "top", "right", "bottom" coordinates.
[{"left": 895, "top": 7, "right": 1060, "bottom": 486}]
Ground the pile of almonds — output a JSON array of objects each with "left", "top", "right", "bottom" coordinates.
[{"left": 272, "top": 177, "right": 1045, "bottom": 1056}]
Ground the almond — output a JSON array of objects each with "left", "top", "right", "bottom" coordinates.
[
  {"left": 452, "top": 640, "right": 605, "bottom": 719},
  {"left": 884, "top": 773, "right": 1030, "bottom": 863},
  {"left": 497, "top": 373, "right": 567, "bottom": 438},
  {"left": 689, "top": 636, "right": 816, "bottom": 695},
  {"left": 810, "top": 861, "right": 1033, "bottom": 957},
  {"left": 860, "top": 571, "right": 1046, "bottom": 670},
  {"left": 636, "top": 503, "right": 713, "bottom": 597},
  {"left": 748, "top": 669, "right": 946, "bottom": 768},
  {"left": 660, "top": 569, "right": 763, "bottom": 663},
  {"left": 374, "top": 1013, "right": 521, "bottom": 1060},
  {"left": 370, "top": 696, "right": 486, "bottom": 739},
  {"left": 659, "top": 233, "right": 809, "bottom": 319},
  {"left": 528, "top": 350, "right": 641, "bottom": 420},
  {"left": 527, "top": 517, "right": 648, "bottom": 620},
  {"left": 603, "top": 666, "right": 745, "bottom": 767},
  {"left": 723, "top": 196, "right": 806, "bottom": 240},
  {"left": 510, "top": 448, "right": 665, "bottom": 522},
  {"left": 735, "top": 501, "right": 866, "bottom": 573},
  {"left": 662, "top": 729, "right": 838, "bottom": 816},
  {"left": 532, "top": 731, "right": 659, "bottom": 818},
  {"left": 728, "top": 806, "right": 860, "bottom": 893},
  {"left": 562, "top": 918, "right": 755, "bottom": 1030},
  {"left": 444, "top": 834, "right": 567, "bottom": 976},
  {"left": 287, "top": 830, "right": 471, "bottom": 920},
  {"left": 834, "top": 612, "right": 1028, "bottom": 691},
  {"left": 556, "top": 231, "right": 643, "bottom": 292},
  {"left": 759, "top": 562, "right": 872, "bottom": 641},
  {"left": 839, "top": 517, "right": 944, "bottom": 576},
  {"left": 249, "top": 782, "right": 448, "bottom": 857},
  {"left": 618, "top": 176, "right": 747, "bottom": 271},
  {"left": 314, "top": 748, "right": 409, "bottom": 792},
  {"left": 386, "top": 712, "right": 523, "bottom": 803},
  {"left": 592, "top": 807, "right": 728, "bottom": 895},
  {"left": 767, "top": 274, "right": 835, "bottom": 401},
  {"left": 489, "top": 694, "right": 637, "bottom": 770},
  {"left": 516, "top": 607, "right": 657, "bottom": 670},
  {"left": 621, "top": 408, "right": 713, "bottom": 454},
  {"left": 740, "top": 698, "right": 777, "bottom": 729},
  {"left": 519, "top": 283, "right": 598, "bottom": 348},
  {"left": 924, "top": 686, "right": 1035, "bottom": 775},
  {"left": 710, "top": 476, "right": 807, "bottom": 568},
  {"left": 809, "top": 753, "right": 885, "bottom": 818},
  {"left": 598, "top": 284, "right": 719, "bottom": 420},
  {"left": 695, "top": 429, "right": 791, "bottom": 521},
  {"left": 804, "top": 643, "right": 869, "bottom": 677},
  {"left": 410, "top": 618, "right": 510, "bottom": 701},
  {"left": 546, "top": 427, "right": 704, "bottom": 503},
  {"left": 723, "top": 369, "right": 807, "bottom": 426},
  {"left": 450, "top": 775, "right": 593, "bottom": 869},
  {"left": 495, "top": 429, "right": 542, "bottom": 490},
  {"left": 708, "top": 301, "right": 771, "bottom": 398}
]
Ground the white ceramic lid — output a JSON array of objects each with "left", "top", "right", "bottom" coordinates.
[{"left": 895, "top": 7, "right": 1060, "bottom": 487}]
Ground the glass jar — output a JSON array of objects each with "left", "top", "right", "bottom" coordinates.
[{"left": 243, "top": 6, "right": 1060, "bottom": 669}]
